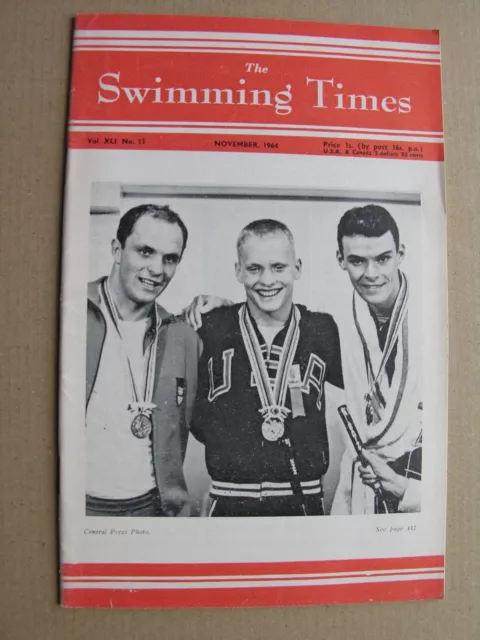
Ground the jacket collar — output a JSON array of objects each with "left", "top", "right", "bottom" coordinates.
[{"left": 88, "top": 276, "right": 173, "bottom": 332}]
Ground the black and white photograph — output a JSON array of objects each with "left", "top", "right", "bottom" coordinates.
[{"left": 84, "top": 182, "right": 423, "bottom": 519}]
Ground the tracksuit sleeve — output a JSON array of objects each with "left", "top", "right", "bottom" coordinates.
[
  {"left": 189, "top": 326, "right": 208, "bottom": 444},
  {"left": 326, "top": 315, "right": 344, "bottom": 389}
]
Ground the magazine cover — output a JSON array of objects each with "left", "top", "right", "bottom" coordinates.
[{"left": 60, "top": 13, "right": 448, "bottom": 608}]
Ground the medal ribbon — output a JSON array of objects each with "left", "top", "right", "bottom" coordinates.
[
  {"left": 240, "top": 304, "right": 309, "bottom": 514},
  {"left": 354, "top": 271, "right": 409, "bottom": 407},
  {"left": 239, "top": 304, "right": 301, "bottom": 421},
  {"left": 100, "top": 279, "right": 158, "bottom": 415}
]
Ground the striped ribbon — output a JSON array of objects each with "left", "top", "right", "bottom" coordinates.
[
  {"left": 238, "top": 304, "right": 300, "bottom": 423},
  {"left": 100, "top": 278, "right": 158, "bottom": 415},
  {"left": 353, "top": 271, "right": 409, "bottom": 413}
]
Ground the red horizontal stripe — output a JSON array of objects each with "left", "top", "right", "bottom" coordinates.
[
  {"left": 74, "top": 15, "right": 440, "bottom": 46},
  {"left": 73, "top": 36, "right": 438, "bottom": 56},
  {"left": 73, "top": 45, "right": 439, "bottom": 65},
  {"left": 67, "top": 132, "right": 444, "bottom": 161},
  {"left": 62, "top": 555, "right": 444, "bottom": 578},
  {"left": 70, "top": 121, "right": 444, "bottom": 136},
  {"left": 61, "top": 578, "right": 444, "bottom": 608}
]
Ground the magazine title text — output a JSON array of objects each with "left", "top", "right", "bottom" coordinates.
[{"left": 97, "top": 71, "right": 412, "bottom": 116}]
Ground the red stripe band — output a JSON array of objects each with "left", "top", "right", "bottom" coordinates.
[
  {"left": 62, "top": 555, "right": 444, "bottom": 578},
  {"left": 67, "top": 132, "right": 444, "bottom": 160},
  {"left": 74, "top": 15, "right": 440, "bottom": 46},
  {"left": 61, "top": 578, "right": 444, "bottom": 608}
]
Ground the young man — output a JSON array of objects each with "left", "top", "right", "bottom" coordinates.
[
  {"left": 86, "top": 204, "right": 200, "bottom": 517},
  {"left": 330, "top": 204, "right": 422, "bottom": 515},
  {"left": 190, "top": 219, "right": 343, "bottom": 517},
  {"left": 185, "top": 205, "right": 422, "bottom": 516}
]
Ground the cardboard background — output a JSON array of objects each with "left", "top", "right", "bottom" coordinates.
[{"left": 0, "top": 0, "right": 477, "bottom": 637}]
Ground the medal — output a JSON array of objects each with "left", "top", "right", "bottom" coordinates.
[
  {"left": 239, "top": 305, "right": 301, "bottom": 443},
  {"left": 131, "top": 413, "right": 153, "bottom": 439},
  {"left": 353, "top": 272, "right": 409, "bottom": 428},
  {"left": 101, "top": 279, "right": 158, "bottom": 439},
  {"left": 261, "top": 418, "right": 285, "bottom": 442}
]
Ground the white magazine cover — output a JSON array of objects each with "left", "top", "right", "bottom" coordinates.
[{"left": 59, "top": 13, "right": 448, "bottom": 608}]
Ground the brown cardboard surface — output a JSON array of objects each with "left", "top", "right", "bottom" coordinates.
[{"left": 0, "top": 0, "right": 478, "bottom": 637}]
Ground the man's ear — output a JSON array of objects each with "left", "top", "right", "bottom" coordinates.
[
  {"left": 111, "top": 238, "right": 122, "bottom": 264},
  {"left": 398, "top": 243, "right": 406, "bottom": 264},
  {"left": 336, "top": 249, "right": 347, "bottom": 270},
  {"left": 294, "top": 258, "right": 302, "bottom": 280},
  {"left": 235, "top": 261, "right": 242, "bottom": 284}
]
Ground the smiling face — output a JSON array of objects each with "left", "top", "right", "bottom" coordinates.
[
  {"left": 337, "top": 231, "right": 405, "bottom": 313},
  {"left": 112, "top": 215, "right": 184, "bottom": 308},
  {"left": 235, "top": 231, "right": 302, "bottom": 324}
]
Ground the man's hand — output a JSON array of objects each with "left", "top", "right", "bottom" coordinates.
[
  {"left": 183, "top": 295, "right": 234, "bottom": 330},
  {"left": 358, "top": 450, "right": 408, "bottom": 499}
]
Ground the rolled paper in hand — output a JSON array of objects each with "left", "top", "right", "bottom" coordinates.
[{"left": 337, "top": 405, "right": 387, "bottom": 506}]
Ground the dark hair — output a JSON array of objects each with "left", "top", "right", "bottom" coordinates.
[
  {"left": 237, "top": 218, "right": 294, "bottom": 252},
  {"left": 337, "top": 204, "right": 400, "bottom": 257},
  {"left": 116, "top": 204, "right": 188, "bottom": 254}
]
